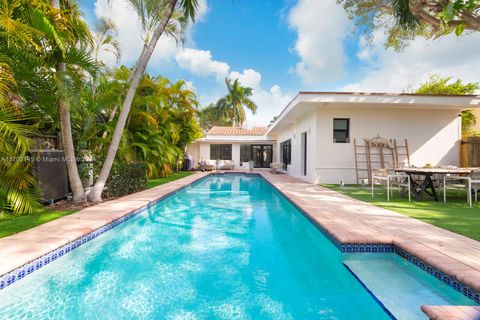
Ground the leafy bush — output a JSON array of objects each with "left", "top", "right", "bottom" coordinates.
[{"left": 105, "top": 162, "right": 147, "bottom": 197}]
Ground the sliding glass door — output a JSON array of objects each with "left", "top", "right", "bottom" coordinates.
[{"left": 251, "top": 145, "right": 272, "bottom": 168}]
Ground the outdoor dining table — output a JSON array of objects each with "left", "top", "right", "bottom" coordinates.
[{"left": 394, "top": 167, "right": 473, "bottom": 201}]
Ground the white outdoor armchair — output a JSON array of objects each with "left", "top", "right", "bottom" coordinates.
[
  {"left": 270, "top": 163, "right": 285, "bottom": 174},
  {"left": 371, "top": 168, "right": 411, "bottom": 202},
  {"left": 444, "top": 170, "right": 480, "bottom": 207}
]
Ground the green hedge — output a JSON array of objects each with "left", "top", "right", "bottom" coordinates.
[{"left": 106, "top": 162, "right": 147, "bottom": 197}]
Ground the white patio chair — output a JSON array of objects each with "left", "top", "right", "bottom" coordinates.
[
  {"left": 472, "top": 171, "right": 480, "bottom": 203},
  {"left": 444, "top": 170, "right": 480, "bottom": 207},
  {"left": 443, "top": 173, "right": 474, "bottom": 207},
  {"left": 270, "top": 163, "right": 285, "bottom": 174},
  {"left": 371, "top": 168, "right": 411, "bottom": 202}
]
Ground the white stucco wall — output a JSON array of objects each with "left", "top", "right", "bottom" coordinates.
[
  {"left": 316, "top": 106, "right": 461, "bottom": 184},
  {"left": 275, "top": 111, "right": 317, "bottom": 183},
  {"left": 188, "top": 141, "right": 277, "bottom": 169},
  {"left": 273, "top": 106, "right": 462, "bottom": 184}
]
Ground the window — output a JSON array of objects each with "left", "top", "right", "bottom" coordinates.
[
  {"left": 280, "top": 140, "right": 291, "bottom": 169},
  {"left": 333, "top": 118, "right": 350, "bottom": 143},
  {"left": 240, "top": 144, "right": 251, "bottom": 162},
  {"left": 210, "top": 144, "right": 232, "bottom": 160}
]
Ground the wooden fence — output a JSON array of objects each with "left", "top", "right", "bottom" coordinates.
[{"left": 460, "top": 137, "right": 480, "bottom": 167}]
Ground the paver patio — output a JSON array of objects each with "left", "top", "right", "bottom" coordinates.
[{"left": 0, "top": 170, "right": 479, "bottom": 319}]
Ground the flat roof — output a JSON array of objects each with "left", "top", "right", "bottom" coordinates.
[
  {"left": 268, "top": 92, "right": 480, "bottom": 134},
  {"left": 299, "top": 91, "right": 480, "bottom": 98}
]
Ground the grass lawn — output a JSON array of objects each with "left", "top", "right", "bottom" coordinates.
[
  {"left": 0, "top": 208, "right": 77, "bottom": 239},
  {"left": 146, "top": 171, "right": 195, "bottom": 189},
  {"left": 324, "top": 184, "right": 480, "bottom": 241}
]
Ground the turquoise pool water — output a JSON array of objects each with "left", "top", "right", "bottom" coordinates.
[
  {"left": 0, "top": 174, "right": 391, "bottom": 319},
  {"left": 344, "top": 253, "right": 477, "bottom": 320}
]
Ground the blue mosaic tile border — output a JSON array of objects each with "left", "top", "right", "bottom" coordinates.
[
  {"left": 341, "top": 243, "right": 394, "bottom": 253},
  {"left": 2, "top": 172, "right": 479, "bottom": 305},
  {"left": 340, "top": 243, "right": 480, "bottom": 303},
  {"left": 259, "top": 174, "right": 480, "bottom": 304},
  {"left": 0, "top": 174, "right": 210, "bottom": 291},
  {"left": 394, "top": 247, "right": 480, "bottom": 303}
]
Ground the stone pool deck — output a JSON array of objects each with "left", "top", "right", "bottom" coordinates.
[{"left": 1, "top": 170, "right": 479, "bottom": 319}]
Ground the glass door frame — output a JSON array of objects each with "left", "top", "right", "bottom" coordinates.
[{"left": 250, "top": 144, "right": 273, "bottom": 168}]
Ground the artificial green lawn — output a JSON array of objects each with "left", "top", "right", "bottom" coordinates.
[
  {"left": 0, "top": 171, "right": 195, "bottom": 239},
  {"left": 146, "top": 171, "right": 195, "bottom": 189},
  {"left": 0, "top": 208, "right": 77, "bottom": 239},
  {"left": 324, "top": 184, "right": 480, "bottom": 241}
]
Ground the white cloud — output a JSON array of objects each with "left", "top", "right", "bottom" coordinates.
[
  {"left": 175, "top": 48, "right": 230, "bottom": 80},
  {"left": 288, "top": 0, "right": 352, "bottom": 84},
  {"left": 94, "top": 0, "right": 228, "bottom": 79},
  {"left": 196, "top": 0, "right": 209, "bottom": 22},
  {"left": 94, "top": 0, "right": 179, "bottom": 67},
  {"left": 94, "top": 0, "right": 291, "bottom": 126},
  {"left": 229, "top": 69, "right": 262, "bottom": 89},
  {"left": 343, "top": 30, "right": 480, "bottom": 93}
]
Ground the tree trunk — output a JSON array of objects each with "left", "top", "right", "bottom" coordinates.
[
  {"left": 87, "top": 0, "right": 178, "bottom": 203},
  {"left": 127, "top": 40, "right": 149, "bottom": 83},
  {"left": 51, "top": 0, "right": 86, "bottom": 203},
  {"left": 57, "top": 63, "right": 87, "bottom": 203}
]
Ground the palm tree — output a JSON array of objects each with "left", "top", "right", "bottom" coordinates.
[
  {"left": 215, "top": 78, "right": 258, "bottom": 127},
  {"left": 0, "top": 106, "right": 38, "bottom": 214},
  {"left": 91, "top": 18, "right": 121, "bottom": 66},
  {"left": 88, "top": 0, "right": 199, "bottom": 203},
  {"left": 49, "top": 0, "right": 95, "bottom": 204},
  {"left": 0, "top": 52, "right": 37, "bottom": 214},
  {"left": 0, "top": 0, "right": 95, "bottom": 210}
]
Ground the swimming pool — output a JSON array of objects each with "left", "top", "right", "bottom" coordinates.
[{"left": 0, "top": 174, "right": 474, "bottom": 319}]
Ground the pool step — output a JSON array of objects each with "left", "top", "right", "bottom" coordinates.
[{"left": 343, "top": 253, "right": 478, "bottom": 320}]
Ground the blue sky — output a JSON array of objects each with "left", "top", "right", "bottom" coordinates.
[{"left": 84, "top": 0, "right": 480, "bottom": 125}]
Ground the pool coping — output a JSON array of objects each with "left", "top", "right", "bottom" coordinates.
[
  {"left": 0, "top": 172, "right": 212, "bottom": 289},
  {"left": 0, "top": 171, "right": 479, "bottom": 319},
  {"left": 421, "top": 305, "right": 480, "bottom": 320},
  {"left": 256, "top": 172, "right": 480, "bottom": 319}
]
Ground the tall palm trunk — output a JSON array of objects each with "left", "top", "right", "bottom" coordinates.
[
  {"left": 51, "top": 0, "right": 86, "bottom": 203},
  {"left": 88, "top": 0, "right": 178, "bottom": 203}
]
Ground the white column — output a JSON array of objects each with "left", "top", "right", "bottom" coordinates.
[{"left": 232, "top": 143, "right": 240, "bottom": 165}]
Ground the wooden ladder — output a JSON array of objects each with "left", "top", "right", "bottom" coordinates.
[
  {"left": 354, "top": 139, "right": 370, "bottom": 184},
  {"left": 354, "top": 138, "right": 410, "bottom": 184}
]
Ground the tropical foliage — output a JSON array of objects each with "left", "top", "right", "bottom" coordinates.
[
  {"left": 198, "top": 103, "right": 231, "bottom": 132},
  {"left": 338, "top": 0, "right": 480, "bottom": 50},
  {"left": 215, "top": 78, "right": 258, "bottom": 127},
  {"left": 0, "top": 0, "right": 202, "bottom": 214},
  {"left": 413, "top": 74, "right": 480, "bottom": 134},
  {"left": 87, "top": 0, "right": 200, "bottom": 203}
]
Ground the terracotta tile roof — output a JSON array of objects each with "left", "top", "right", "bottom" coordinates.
[{"left": 207, "top": 126, "right": 269, "bottom": 136}]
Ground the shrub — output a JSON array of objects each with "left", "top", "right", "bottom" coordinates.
[{"left": 105, "top": 162, "right": 147, "bottom": 197}]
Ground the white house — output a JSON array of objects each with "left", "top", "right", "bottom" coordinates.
[
  {"left": 187, "top": 126, "right": 277, "bottom": 169},
  {"left": 189, "top": 92, "right": 480, "bottom": 184}
]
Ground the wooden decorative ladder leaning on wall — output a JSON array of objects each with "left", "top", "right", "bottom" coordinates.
[{"left": 354, "top": 137, "right": 410, "bottom": 184}]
